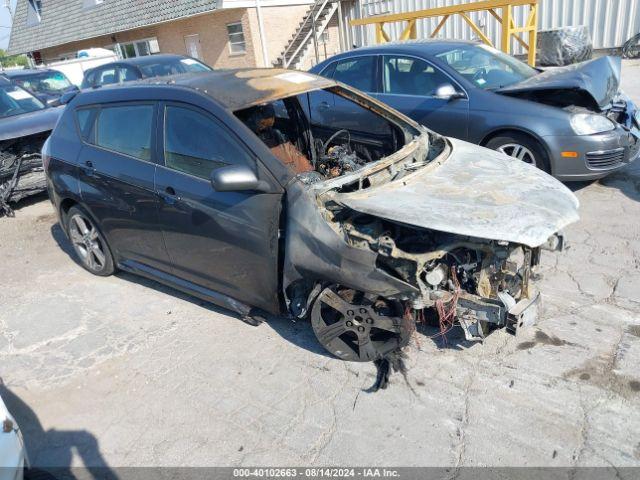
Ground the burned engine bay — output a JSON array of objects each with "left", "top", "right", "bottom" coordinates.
[{"left": 238, "top": 85, "right": 568, "bottom": 381}]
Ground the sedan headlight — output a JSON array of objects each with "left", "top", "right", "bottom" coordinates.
[{"left": 570, "top": 113, "right": 615, "bottom": 135}]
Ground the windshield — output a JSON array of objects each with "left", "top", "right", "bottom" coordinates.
[
  {"left": 139, "top": 58, "right": 212, "bottom": 78},
  {"left": 436, "top": 44, "right": 537, "bottom": 89},
  {"left": 0, "top": 84, "right": 45, "bottom": 118},
  {"left": 13, "top": 70, "right": 73, "bottom": 95}
]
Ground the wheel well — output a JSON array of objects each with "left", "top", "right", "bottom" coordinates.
[
  {"left": 480, "top": 128, "right": 539, "bottom": 147},
  {"left": 480, "top": 128, "right": 553, "bottom": 173},
  {"left": 59, "top": 198, "right": 78, "bottom": 226}
]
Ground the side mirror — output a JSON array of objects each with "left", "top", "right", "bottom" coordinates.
[
  {"left": 59, "top": 90, "right": 79, "bottom": 105},
  {"left": 210, "top": 164, "right": 268, "bottom": 192},
  {"left": 434, "top": 84, "right": 465, "bottom": 101}
]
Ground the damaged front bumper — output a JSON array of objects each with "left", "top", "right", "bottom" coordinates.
[{"left": 457, "top": 289, "right": 541, "bottom": 341}]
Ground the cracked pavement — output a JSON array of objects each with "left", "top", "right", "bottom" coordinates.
[{"left": 1, "top": 62, "right": 640, "bottom": 469}]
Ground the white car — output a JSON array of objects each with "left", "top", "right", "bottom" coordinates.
[{"left": 0, "top": 393, "right": 25, "bottom": 480}]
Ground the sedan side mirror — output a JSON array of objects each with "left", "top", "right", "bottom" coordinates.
[
  {"left": 210, "top": 164, "right": 268, "bottom": 192},
  {"left": 434, "top": 84, "right": 465, "bottom": 101}
]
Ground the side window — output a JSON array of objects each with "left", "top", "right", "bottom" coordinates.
[
  {"left": 382, "top": 56, "right": 453, "bottom": 96},
  {"left": 97, "top": 67, "right": 118, "bottom": 86},
  {"left": 76, "top": 107, "right": 98, "bottom": 142},
  {"left": 95, "top": 104, "right": 154, "bottom": 161},
  {"left": 331, "top": 56, "right": 375, "bottom": 92},
  {"left": 119, "top": 66, "right": 140, "bottom": 82},
  {"left": 83, "top": 70, "right": 97, "bottom": 88},
  {"left": 164, "top": 105, "right": 253, "bottom": 179}
]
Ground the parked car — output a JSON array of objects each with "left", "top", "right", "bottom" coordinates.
[
  {"left": 0, "top": 78, "right": 63, "bottom": 215},
  {"left": 0, "top": 389, "right": 26, "bottom": 480},
  {"left": 310, "top": 40, "right": 640, "bottom": 181},
  {"left": 0, "top": 68, "right": 79, "bottom": 106},
  {"left": 80, "top": 54, "right": 212, "bottom": 89},
  {"left": 44, "top": 69, "right": 578, "bottom": 368}
]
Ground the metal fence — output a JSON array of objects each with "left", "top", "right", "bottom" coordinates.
[{"left": 341, "top": 0, "right": 640, "bottom": 53}]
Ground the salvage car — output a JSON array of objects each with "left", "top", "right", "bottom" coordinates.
[
  {"left": 80, "top": 54, "right": 211, "bottom": 89},
  {"left": 0, "top": 78, "right": 63, "bottom": 215},
  {"left": 0, "top": 68, "right": 79, "bottom": 106},
  {"left": 44, "top": 69, "right": 579, "bottom": 365},
  {"left": 310, "top": 40, "right": 640, "bottom": 181}
]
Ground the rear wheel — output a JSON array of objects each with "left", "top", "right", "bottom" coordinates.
[
  {"left": 310, "top": 285, "right": 410, "bottom": 362},
  {"left": 486, "top": 132, "right": 551, "bottom": 174},
  {"left": 65, "top": 206, "right": 115, "bottom": 276}
]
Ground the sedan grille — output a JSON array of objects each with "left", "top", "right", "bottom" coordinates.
[{"left": 586, "top": 148, "right": 625, "bottom": 169}]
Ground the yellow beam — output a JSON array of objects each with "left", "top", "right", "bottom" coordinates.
[
  {"left": 430, "top": 14, "right": 450, "bottom": 37},
  {"left": 527, "top": 3, "right": 538, "bottom": 65},
  {"left": 489, "top": 8, "right": 529, "bottom": 50},
  {"left": 501, "top": 4, "right": 512, "bottom": 54},
  {"left": 350, "top": 0, "right": 536, "bottom": 26},
  {"left": 400, "top": 19, "right": 417, "bottom": 40},
  {"left": 375, "top": 23, "right": 391, "bottom": 43},
  {"left": 459, "top": 12, "right": 493, "bottom": 46}
]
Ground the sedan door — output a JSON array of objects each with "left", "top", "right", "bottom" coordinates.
[
  {"left": 76, "top": 102, "right": 172, "bottom": 272},
  {"left": 154, "top": 103, "right": 283, "bottom": 313},
  {"left": 373, "top": 55, "right": 469, "bottom": 139}
]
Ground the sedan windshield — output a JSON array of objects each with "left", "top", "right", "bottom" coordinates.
[
  {"left": 139, "top": 58, "right": 212, "bottom": 78},
  {"left": 0, "top": 85, "right": 45, "bottom": 118},
  {"left": 436, "top": 44, "right": 537, "bottom": 89},
  {"left": 13, "top": 70, "right": 73, "bottom": 95}
]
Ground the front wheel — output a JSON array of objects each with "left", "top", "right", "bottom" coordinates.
[
  {"left": 65, "top": 206, "right": 115, "bottom": 276},
  {"left": 310, "top": 285, "right": 411, "bottom": 362},
  {"left": 486, "top": 133, "right": 551, "bottom": 174}
]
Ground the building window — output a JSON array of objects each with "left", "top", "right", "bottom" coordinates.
[
  {"left": 226, "top": 23, "right": 246, "bottom": 54},
  {"left": 118, "top": 38, "right": 160, "bottom": 59},
  {"left": 26, "top": 0, "right": 42, "bottom": 26}
]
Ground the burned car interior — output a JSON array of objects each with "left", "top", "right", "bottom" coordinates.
[{"left": 235, "top": 86, "right": 410, "bottom": 183}]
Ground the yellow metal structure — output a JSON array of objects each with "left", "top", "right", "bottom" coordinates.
[{"left": 350, "top": 0, "right": 539, "bottom": 66}]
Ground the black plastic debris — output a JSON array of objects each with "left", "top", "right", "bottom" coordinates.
[{"left": 537, "top": 26, "right": 593, "bottom": 66}]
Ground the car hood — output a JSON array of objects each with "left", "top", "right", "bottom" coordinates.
[
  {"left": 0, "top": 106, "right": 63, "bottom": 142},
  {"left": 496, "top": 56, "right": 621, "bottom": 110},
  {"left": 329, "top": 138, "right": 580, "bottom": 248}
]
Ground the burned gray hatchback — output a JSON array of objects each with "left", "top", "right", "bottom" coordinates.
[{"left": 45, "top": 69, "right": 579, "bottom": 372}]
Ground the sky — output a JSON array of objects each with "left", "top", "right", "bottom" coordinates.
[{"left": 0, "top": 0, "right": 18, "bottom": 51}]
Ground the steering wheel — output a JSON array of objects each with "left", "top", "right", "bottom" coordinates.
[{"left": 472, "top": 68, "right": 487, "bottom": 84}]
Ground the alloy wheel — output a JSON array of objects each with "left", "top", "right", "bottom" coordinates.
[
  {"left": 311, "top": 286, "right": 408, "bottom": 362},
  {"left": 496, "top": 143, "right": 537, "bottom": 167},
  {"left": 68, "top": 213, "right": 107, "bottom": 272}
]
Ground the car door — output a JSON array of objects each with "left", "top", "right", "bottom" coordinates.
[
  {"left": 373, "top": 55, "right": 469, "bottom": 139},
  {"left": 76, "top": 102, "right": 172, "bottom": 272},
  {"left": 154, "top": 102, "right": 283, "bottom": 313}
]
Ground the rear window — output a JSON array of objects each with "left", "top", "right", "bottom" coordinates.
[
  {"left": 331, "top": 56, "right": 376, "bottom": 92},
  {"left": 95, "top": 104, "right": 154, "bottom": 161},
  {"left": 75, "top": 107, "right": 98, "bottom": 141},
  {"left": 139, "top": 58, "right": 211, "bottom": 78}
]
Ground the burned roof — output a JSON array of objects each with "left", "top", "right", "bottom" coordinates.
[{"left": 142, "top": 68, "right": 337, "bottom": 111}]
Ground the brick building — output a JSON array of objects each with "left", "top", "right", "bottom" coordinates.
[{"left": 7, "top": 0, "right": 343, "bottom": 70}]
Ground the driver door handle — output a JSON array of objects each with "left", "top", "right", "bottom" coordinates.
[
  {"left": 159, "top": 186, "right": 182, "bottom": 204},
  {"left": 83, "top": 160, "right": 96, "bottom": 176}
]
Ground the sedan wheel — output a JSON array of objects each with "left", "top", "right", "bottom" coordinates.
[
  {"left": 66, "top": 207, "right": 114, "bottom": 276},
  {"left": 496, "top": 143, "right": 537, "bottom": 167},
  {"left": 311, "top": 286, "right": 410, "bottom": 362}
]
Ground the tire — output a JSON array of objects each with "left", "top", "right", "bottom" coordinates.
[
  {"left": 485, "top": 132, "right": 551, "bottom": 174},
  {"left": 65, "top": 205, "right": 115, "bottom": 276}
]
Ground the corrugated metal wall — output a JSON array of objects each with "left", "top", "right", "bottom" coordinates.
[{"left": 341, "top": 0, "right": 640, "bottom": 53}]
